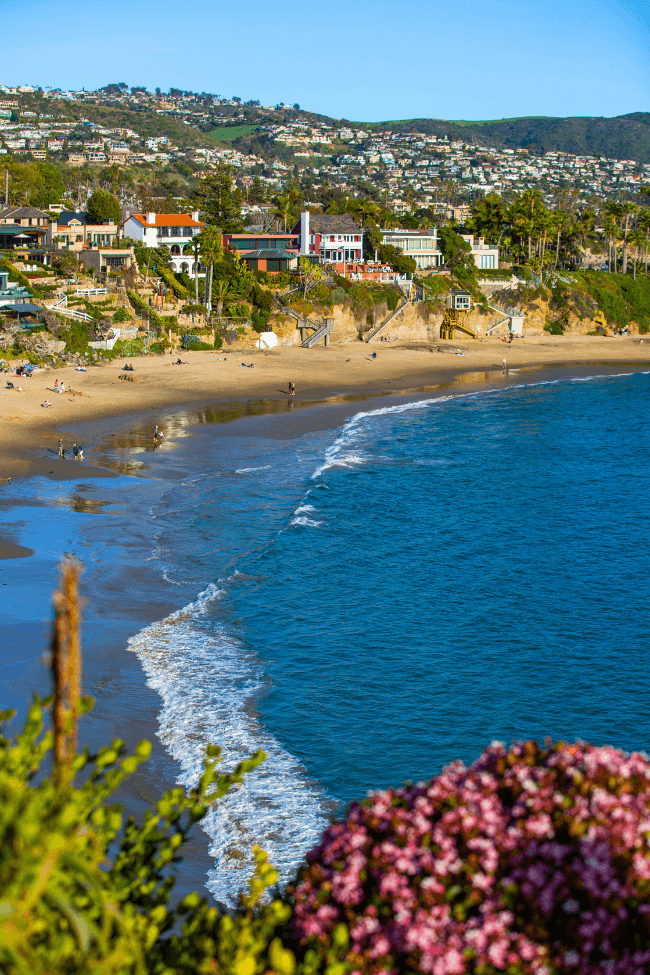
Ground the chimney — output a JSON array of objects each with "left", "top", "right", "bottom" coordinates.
[
  {"left": 300, "top": 210, "right": 310, "bottom": 255},
  {"left": 146, "top": 212, "right": 156, "bottom": 225},
  {"left": 191, "top": 210, "right": 199, "bottom": 222}
]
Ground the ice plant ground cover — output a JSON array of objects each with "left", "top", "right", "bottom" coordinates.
[{"left": 289, "top": 740, "right": 650, "bottom": 974}]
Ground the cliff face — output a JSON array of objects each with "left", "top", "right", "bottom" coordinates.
[{"left": 208, "top": 276, "right": 647, "bottom": 351}]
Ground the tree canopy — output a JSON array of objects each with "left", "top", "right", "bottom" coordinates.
[{"left": 87, "top": 188, "right": 122, "bottom": 225}]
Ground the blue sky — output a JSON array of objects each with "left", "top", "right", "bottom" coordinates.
[{"left": 3, "top": 0, "right": 649, "bottom": 122}]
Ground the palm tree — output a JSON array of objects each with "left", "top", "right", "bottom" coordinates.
[
  {"left": 621, "top": 203, "right": 638, "bottom": 274},
  {"left": 197, "top": 226, "right": 223, "bottom": 323},
  {"left": 212, "top": 278, "right": 235, "bottom": 317},
  {"left": 605, "top": 202, "right": 623, "bottom": 272},
  {"left": 629, "top": 229, "right": 645, "bottom": 279},
  {"left": 638, "top": 208, "right": 650, "bottom": 276},
  {"left": 274, "top": 194, "right": 296, "bottom": 232},
  {"left": 551, "top": 209, "right": 570, "bottom": 271}
]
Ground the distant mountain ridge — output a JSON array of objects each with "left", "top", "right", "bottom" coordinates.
[{"left": 368, "top": 113, "right": 650, "bottom": 163}]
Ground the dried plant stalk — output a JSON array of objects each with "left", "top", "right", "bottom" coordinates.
[{"left": 51, "top": 561, "right": 82, "bottom": 782}]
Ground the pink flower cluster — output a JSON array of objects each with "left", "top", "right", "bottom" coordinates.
[{"left": 289, "top": 741, "right": 650, "bottom": 974}]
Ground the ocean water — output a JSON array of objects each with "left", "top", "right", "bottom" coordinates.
[
  {"left": 117, "top": 369, "right": 650, "bottom": 904},
  {"left": 5, "top": 371, "right": 645, "bottom": 903}
]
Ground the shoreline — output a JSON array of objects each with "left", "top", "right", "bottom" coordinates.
[
  {"left": 0, "top": 360, "right": 648, "bottom": 901},
  {"left": 1, "top": 335, "right": 649, "bottom": 484}
]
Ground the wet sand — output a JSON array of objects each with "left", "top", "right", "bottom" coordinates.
[{"left": 1, "top": 335, "right": 649, "bottom": 481}]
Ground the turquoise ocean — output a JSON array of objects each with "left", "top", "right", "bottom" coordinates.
[{"left": 2, "top": 369, "right": 650, "bottom": 904}]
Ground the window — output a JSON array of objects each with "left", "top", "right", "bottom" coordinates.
[
  {"left": 183, "top": 227, "right": 193, "bottom": 237},
  {"left": 161, "top": 227, "right": 169, "bottom": 237}
]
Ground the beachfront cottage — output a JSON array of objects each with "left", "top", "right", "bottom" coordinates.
[
  {"left": 295, "top": 211, "right": 363, "bottom": 264},
  {"left": 121, "top": 212, "right": 204, "bottom": 275}
]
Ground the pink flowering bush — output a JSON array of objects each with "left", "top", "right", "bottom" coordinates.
[{"left": 288, "top": 741, "right": 650, "bottom": 974}]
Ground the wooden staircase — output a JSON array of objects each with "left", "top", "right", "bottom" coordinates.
[
  {"left": 365, "top": 299, "right": 410, "bottom": 343},
  {"left": 440, "top": 307, "right": 477, "bottom": 340}
]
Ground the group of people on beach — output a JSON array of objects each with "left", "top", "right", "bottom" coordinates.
[
  {"left": 57, "top": 439, "right": 83, "bottom": 461},
  {"left": 153, "top": 425, "right": 164, "bottom": 444}
]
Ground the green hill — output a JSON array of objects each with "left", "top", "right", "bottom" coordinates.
[{"left": 373, "top": 113, "right": 650, "bottom": 162}]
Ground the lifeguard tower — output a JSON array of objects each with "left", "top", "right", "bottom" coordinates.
[{"left": 440, "top": 288, "right": 477, "bottom": 340}]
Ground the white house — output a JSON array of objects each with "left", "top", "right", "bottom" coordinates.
[
  {"left": 121, "top": 211, "right": 204, "bottom": 275},
  {"left": 380, "top": 229, "right": 443, "bottom": 270},
  {"left": 461, "top": 235, "right": 499, "bottom": 270}
]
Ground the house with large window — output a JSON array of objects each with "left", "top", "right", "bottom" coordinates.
[
  {"left": 295, "top": 212, "right": 363, "bottom": 263},
  {"left": 380, "top": 229, "right": 443, "bottom": 270},
  {"left": 121, "top": 211, "right": 204, "bottom": 274},
  {"left": 49, "top": 211, "right": 119, "bottom": 251},
  {"left": 461, "top": 235, "right": 499, "bottom": 270}
]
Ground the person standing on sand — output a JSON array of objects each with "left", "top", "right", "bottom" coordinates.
[
  {"left": 153, "top": 425, "right": 159, "bottom": 440},
  {"left": 289, "top": 382, "right": 295, "bottom": 396},
  {"left": 58, "top": 439, "right": 64, "bottom": 458},
  {"left": 502, "top": 358, "right": 507, "bottom": 372},
  {"left": 72, "top": 444, "right": 79, "bottom": 461}
]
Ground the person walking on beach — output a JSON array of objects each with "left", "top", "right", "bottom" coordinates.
[
  {"left": 153, "top": 425, "right": 159, "bottom": 441},
  {"left": 502, "top": 358, "right": 507, "bottom": 372},
  {"left": 60, "top": 382, "right": 65, "bottom": 395},
  {"left": 72, "top": 443, "right": 79, "bottom": 461},
  {"left": 288, "top": 382, "right": 295, "bottom": 396},
  {"left": 58, "top": 438, "right": 64, "bottom": 458}
]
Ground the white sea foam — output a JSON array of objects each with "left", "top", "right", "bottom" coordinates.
[
  {"left": 127, "top": 582, "right": 328, "bottom": 905},
  {"left": 293, "top": 504, "right": 317, "bottom": 515},
  {"left": 290, "top": 516, "right": 323, "bottom": 527},
  {"left": 235, "top": 465, "right": 273, "bottom": 474}
]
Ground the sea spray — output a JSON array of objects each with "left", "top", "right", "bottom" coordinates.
[{"left": 127, "top": 580, "right": 329, "bottom": 905}]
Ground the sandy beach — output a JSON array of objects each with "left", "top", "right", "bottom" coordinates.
[{"left": 2, "top": 334, "right": 650, "bottom": 484}]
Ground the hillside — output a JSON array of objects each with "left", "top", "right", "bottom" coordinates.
[{"left": 375, "top": 113, "right": 650, "bottom": 162}]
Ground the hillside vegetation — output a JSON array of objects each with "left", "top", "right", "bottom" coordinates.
[{"left": 376, "top": 112, "right": 650, "bottom": 163}]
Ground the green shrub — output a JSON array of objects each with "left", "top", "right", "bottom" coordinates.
[
  {"left": 188, "top": 341, "right": 214, "bottom": 351},
  {"left": 61, "top": 321, "right": 90, "bottom": 352},
  {"left": 112, "top": 307, "right": 132, "bottom": 323},
  {"left": 544, "top": 321, "right": 564, "bottom": 335},
  {"left": 329, "top": 287, "right": 348, "bottom": 304},
  {"left": 251, "top": 310, "right": 270, "bottom": 333},
  {"left": 386, "top": 290, "right": 399, "bottom": 311},
  {"left": 156, "top": 264, "right": 189, "bottom": 299},
  {"left": 214, "top": 335, "right": 223, "bottom": 349}
]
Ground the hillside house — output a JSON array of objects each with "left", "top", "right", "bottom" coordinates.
[
  {"left": 0, "top": 206, "right": 50, "bottom": 255},
  {"left": 296, "top": 212, "right": 363, "bottom": 263},
  {"left": 49, "top": 211, "right": 119, "bottom": 251},
  {"left": 460, "top": 235, "right": 499, "bottom": 270},
  {"left": 223, "top": 232, "right": 299, "bottom": 254},
  {"left": 121, "top": 212, "right": 203, "bottom": 274},
  {"left": 380, "top": 229, "right": 443, "bottom": 270}
]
